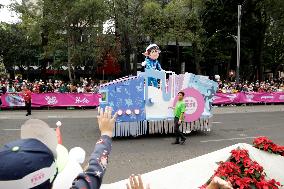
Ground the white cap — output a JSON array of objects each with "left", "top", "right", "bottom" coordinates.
[
  {"left": 21, "top": 119, "right": 58, "bottom": 158},
  {"left": 146, "top": 44, "right": 159, "bottom": 51}
]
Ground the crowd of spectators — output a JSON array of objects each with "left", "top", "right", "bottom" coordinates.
[
  {"left": 217, "top": 78, "right": 284, "bottom": 94},
  {"left": 0, "top": 77, "right": 100, "bottom": 95},
  {"left": 2, "top": 76, "right": 284, "bottom": 96}
]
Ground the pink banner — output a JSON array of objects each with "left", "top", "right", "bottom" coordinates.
[
  {"left": 1, "top": 93, "right": 101, "bottom": 108},
  {"left": 213, "top": 92, "right": 284, "bottom": 105}
]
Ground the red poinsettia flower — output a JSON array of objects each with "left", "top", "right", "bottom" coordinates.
[
  {"left": 276, "top": 146, "right": 284, "bottom": 153},
  {"left": 268, "top": 179, "right": 282, "bottom": 187},
  {"left": 200, "top": 139, "right": 283, "bottom": 189},
  {"left": 231, "top": 149, "right": 249, "bottom": 163},
  {"left": 243, "top": 157, "right": 251, "bottom": 168},
  {"left": 256, "top": 179, "right": 281, "bottom": 189},
  {"left": 251, "top": 161, "right": 264, "bottom": 173},
  {"left": 215, "top": 161, "right": 241, "bottom": 177},
  {"left": 235, "top": 177, "right": 252, "bottom": 189}
]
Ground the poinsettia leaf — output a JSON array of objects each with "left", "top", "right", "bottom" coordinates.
[
  {"left": 250, "top": 184, "right": 257, "bottom": 189},
  {"left": 255, "top": 172, "right": 261, "bottom": 179}
]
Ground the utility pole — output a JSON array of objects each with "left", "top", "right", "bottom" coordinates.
[{"left": 236, "top": 5, "right": 241, "bottom": 84}]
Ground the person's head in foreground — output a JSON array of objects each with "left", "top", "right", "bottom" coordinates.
[{"left": 0, "top": 119, "right": 58, "bottom": 189}]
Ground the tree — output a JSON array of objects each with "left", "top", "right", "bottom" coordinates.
[
  {"left": 0, "top": 22, "right": 40, "bottom": 79},
  {"left": 13, "top": 0, "right": 108, "bottom": 82},
  {"left": 111, "top": 0, "right": 146, "bottom": 75},
  {"left": 201, "top": 0, "right": 284, "bottom": 81}
]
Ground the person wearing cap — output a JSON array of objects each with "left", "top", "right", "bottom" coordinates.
[
  {"left": 142, "top": 44, "right": 162, "bottom": 88},
  {"left": 22, "top": 85, "right": 32, "bottom": 116},
  {"left": 0, "top": 106, "right": 117, "bottom": 189}
]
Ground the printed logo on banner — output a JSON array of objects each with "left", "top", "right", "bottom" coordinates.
[
  {"left": 184, "top": 96, "right": 198, "bottom": 114},
  {"left": 75, "top": 97, "right": 89, "bottom": 104},
  {"left": 227, "top": 94, "right": 237, "bottom": 102},
  {"left": 245, "top": 94, "right": 254, "bottom": 101},
  {"left": 45, "top": 96, "right": 58, "bottom": 105},
  {"left": 260, "top": 95, "right": 274, "bottom": 99},
  {"left": 5, "top": 94, "right": 25, "bottom": 106}
]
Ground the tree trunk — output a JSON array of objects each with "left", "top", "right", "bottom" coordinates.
[
  {"left": 193, "top": 42, "right": 202, "bottom": 75},
  {"left": 67, "top": 33, "right": 73, "bottom": 83},
  {"left": 254, "top": 27, "right": 266, "bottom": 81},
  {"left": 176, "top": 39, "right": 180, "bottom": 73},
  {"left": 123, "top": 30, "right": 131, "bottom": 75},
  {"left": 133, "top": 46, "right": 138, "bottom": 75}
]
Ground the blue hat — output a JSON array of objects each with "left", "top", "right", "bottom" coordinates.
[{"left": 0, "top": 139, "right": 57, "bottom": 188}]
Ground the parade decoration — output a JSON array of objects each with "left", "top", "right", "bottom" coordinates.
[
  {"left": 99, "top": 62, "right": 218, "bottom": 137},
  {"left": 56, "top": 144, "right": 69, "bottom": 173},
  {"left": 101, "top": 143, "right": 284, "bottom": 189},
  {"left": 199, "top": 148, "right": 282, "bottom": 189},
  {"left": 253, "top": 137, "right": 284, "bottom": 156},
  {"left": 142, "top": 44, "right": 162, "bottom": 87},
  {"left": 56, "top": 121, "right": 63, "bottom": 144},
  {"left": 1, "top": 93, "right": 101, "bottom": 108},
  {"left": 53, "top": 145, "right": 86, "bottom": 189}
]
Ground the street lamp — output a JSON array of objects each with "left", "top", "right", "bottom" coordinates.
[
  {"left": 236, "top": 5, "right": 241, "bottom": 84},
  {"left": 227, "top": 5, "right": 241, "bottom": 84}
]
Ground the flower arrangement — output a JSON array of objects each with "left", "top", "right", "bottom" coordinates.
[
  {"left": 253, "top": 136, "right": 284, "bottom": 156},
  {"left": 200, "top": 148, "right": 281, "bottom": 189}
]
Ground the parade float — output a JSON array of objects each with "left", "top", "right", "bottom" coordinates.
[{"left": 99, "top": 68, "right": 218, "bottom": 137}]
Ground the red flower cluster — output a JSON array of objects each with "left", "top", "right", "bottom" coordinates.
[
  {"left": 253, "top": 137, "right": 284, "bottom": 156},
  {"left": 200, "top": 148, "right": 281, "bottom": 189}
]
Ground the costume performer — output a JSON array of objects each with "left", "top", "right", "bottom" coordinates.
[{"left": 142, "top": 44, "right": 162, "bottom": 87}]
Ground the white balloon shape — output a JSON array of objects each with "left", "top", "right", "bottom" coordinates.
[
  {"left": 52, "top": 159, "right": 83, "bottom": 189},
  {"left": 56, "top": 121, "right": 62, "bottom": 127},
  {"left": 134, "top": 109, "right": 140, "bottom": 114},
  {"left": 126, "top": 109, "right": 131, "bottom": 115},
  {"left": 117, "top": 109, "right": 123, "bottom": 116},
  {"left": 56, "top": 144, "right": 69, "bottom": 173},
  {"left": 69, "top": 147, "right": 86, "bottom": 164}
]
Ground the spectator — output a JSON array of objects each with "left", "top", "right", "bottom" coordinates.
[
  {"left": 22, "top": 85, "right": 32, "bottom": 116},
  {"left": 77, "top": 84, "right": 84, "bottom": 93},
  {"left": 126, "top": 175, "right": 233, "bottom": 189},
  {"left": 0, "top": 82, "right": 6, "bottom": 95},
  {"left": 0, "top": 106, "right": 117, "bottom": 189},
  {"left": 7, "top": 82, "right": 16, "bottom": 93}
]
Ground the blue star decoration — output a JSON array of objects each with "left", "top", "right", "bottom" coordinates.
[{"left": 125, "top": 98, "right": 133, "bottom": 107}]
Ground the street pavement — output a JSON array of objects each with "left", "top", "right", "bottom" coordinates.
[{"left": 0, "top": 105, "right": 283, "bottom": 184}]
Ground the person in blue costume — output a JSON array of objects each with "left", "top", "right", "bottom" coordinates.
[{"left": 142, "top": 44, "right": 162, "bottom": 87}]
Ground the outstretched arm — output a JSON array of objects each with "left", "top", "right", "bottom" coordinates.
[{"left": 71, "top": 106, "right": 117, "bottom": 189}]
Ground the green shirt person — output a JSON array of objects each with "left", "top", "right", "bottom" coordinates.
[
  {"left": 174, "top": 99, "right": 186, "bottom": 123},
  {"left": 172, "top": 91, "right": 187, "bottom": 145}
]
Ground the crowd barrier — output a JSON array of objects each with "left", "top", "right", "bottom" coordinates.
[
  {"left": 0, "top": 93, "right": 101, "bottom": 108},
  {"left": 1, "top": 92, "right": 284, "bottom": 108},
  {"left": 213, "top": 92, "right": 284, "bottom": 105}
]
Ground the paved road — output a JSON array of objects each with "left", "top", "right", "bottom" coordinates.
[{"left": 0, "top": 105, "right": 283, "bottom": 184}]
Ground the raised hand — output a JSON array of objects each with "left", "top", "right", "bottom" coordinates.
[
  {"left": 126, "top": 174, "right": 150, "bottom": 189},
  {"left": 97, "top": 106, "right": 117, "bottom": 137}
]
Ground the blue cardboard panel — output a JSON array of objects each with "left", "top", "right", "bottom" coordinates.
[{"left": 100, "top": 77, "right": 146, "bottom": 122}]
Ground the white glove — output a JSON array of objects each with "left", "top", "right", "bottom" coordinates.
[{"left": 141, "top": 61, "right": 146, "bottom": 66}]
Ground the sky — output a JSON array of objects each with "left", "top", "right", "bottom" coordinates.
[{"left": 0, "top": 0, "right": 21, "bottom": 23}]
